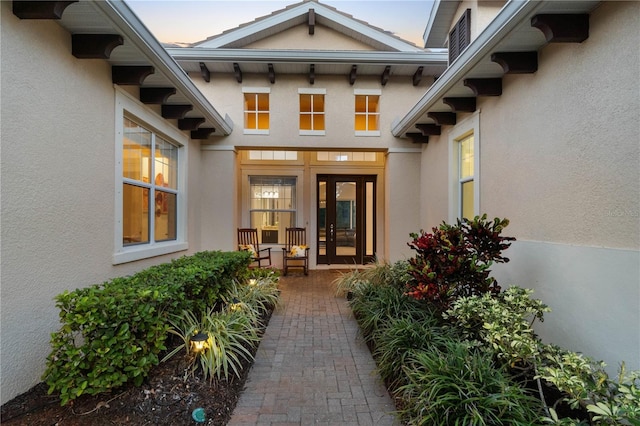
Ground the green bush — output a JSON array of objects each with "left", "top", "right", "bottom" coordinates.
[
  {"left": 397, "top": 341, "right": 543, "bottom": 425},
  {"left": 42, "top": 251, "right": 251, "bottom": 405}
]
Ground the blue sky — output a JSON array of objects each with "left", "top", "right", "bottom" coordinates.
[{"left": 126, "top": 1, "right": 434, "bottom": 46}]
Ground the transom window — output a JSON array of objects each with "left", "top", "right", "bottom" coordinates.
[
  {"left": 354, "top": 90, "right": 381, "bottom": 136},
  {"left": 122, "top": 117, "right": 178, "bottom": 246},
  {"left": 243, "top": 87, "right": 270, "bottom": 134},
  {"left": 299, "top": 88, "right": 326, "bottom": 135}
]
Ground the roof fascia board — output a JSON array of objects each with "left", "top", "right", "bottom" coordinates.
[
  {"left": 392, "top": 0, "right": 543, "bottom": 137},
  {"left": 423, "top": 0, "right": 461, "bottom": 48},
  {"left": 168, "top": 48, "right": 448, "bottom": 65},
  {"left": 194, "top": 1, "right": 422, "bottom": 52},
  {"left": 95, "top": 0, "right": 233, "bottom": 135}
]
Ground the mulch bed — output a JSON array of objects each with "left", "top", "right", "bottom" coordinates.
[{"left": 1, "top": 311, "right": 273, "bottom": 426}]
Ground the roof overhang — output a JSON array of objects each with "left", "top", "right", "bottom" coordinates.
[
  {"left": 50, "top": 0, "right": 233, "bottom": 136},
  {"left": 423, "top": 0, "right": 461, "bottom": 48},
  {"left": 394, "top": 0, "right": 601, "bottom": 139}
]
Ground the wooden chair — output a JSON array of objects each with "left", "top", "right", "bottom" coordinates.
[
  {"left": 237, "top": 228, "right": 272, "bottom": 267},
  {"left": 282, "top": 227, "right": 309, "bottom": 276}
]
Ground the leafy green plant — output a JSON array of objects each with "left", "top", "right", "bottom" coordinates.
[
  {"left": 163, "top": 307, "right": 260, "bottom": 382},
  {"left": 406, "top": 214, "right": 515, "bottom": 311},
  {"left": 443, "top": 286, "right": 550, "bottom": 367},
  {"left": 42, "top": 251, "right": 250, "bottom": 405},
  {"left": 372, "top": 315, "right": 455, "bottom": 390},
  {"left": 397, "top": 340, "right": 543, "bottom": 425}
]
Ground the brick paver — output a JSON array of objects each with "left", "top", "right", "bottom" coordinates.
[{"left": 228, "top": 270, "right": 400, "bottom": 426}]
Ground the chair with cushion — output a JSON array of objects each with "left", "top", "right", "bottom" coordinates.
[
  {"left": 282, "top": 227, "right": 309, "bottom": 276},
  {"left": 237, "top": 228, "right": 272, "bottom": 267}
]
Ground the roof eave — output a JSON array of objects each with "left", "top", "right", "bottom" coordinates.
[
  {"left": 393, "top": 0, "right": 543, "bottom": 137},
  {"left": 423, "top": 0, "right": 461, "bottom": 48},
  {"left": 97, "top": 0, "right": 233, "bottom": 135}
]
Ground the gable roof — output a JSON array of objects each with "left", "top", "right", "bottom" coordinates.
[{"left": 193, "top": 0, "right": 423, "bottom": 52}]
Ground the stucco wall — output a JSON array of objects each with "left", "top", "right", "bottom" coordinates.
[
  {"left": 421, "top": 1, "right": 640, "bottom": 371},
  {"left": 0, "top": 6, "right": 201, "bottom": 403}
]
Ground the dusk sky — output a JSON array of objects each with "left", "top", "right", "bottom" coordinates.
[{"left": 125, "top": 1, "right": 434, "bottom": 47}]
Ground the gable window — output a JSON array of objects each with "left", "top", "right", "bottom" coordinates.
[
  {"left": 243, "top": 87, "right": 270, "bottom": 134},
  {"left": 299, "top": 88, "right": 326, "bottom": 135},
  {"left": 354, "top": 89, "right": 381, "bottom": 136},
  {"left": 449, "top": 9, "right": 471, "bottom": 64},
  {"left": 115, "top": 89, "right": 187, "bottom": 264}
]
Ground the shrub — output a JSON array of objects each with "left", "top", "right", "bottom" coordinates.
[
  {"left": 397, "top": 341, "right": 543, "bottom": 425},
  {"left": 406, "top": 215, "right": 515, "bottom": 311},
  {"left": 43, "top": 251, "right": 250, "bottom": 405}
]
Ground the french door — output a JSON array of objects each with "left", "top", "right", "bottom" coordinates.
[{"left": 317, "top": 175, "right": 376, "bottom": 265}]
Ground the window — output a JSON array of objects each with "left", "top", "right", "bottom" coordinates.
[
  {"left": 299, "top": 88, "right": 326, "bottom": 135},
  {"left": 354, "top": 90, "right": 381, "bottom": 136},
  {"left": 115, "top": 89, "right": 187, "bottom": 264},
  {"left": 243, "top": 87, "right": 270, "bottom": 134},
  {"left": 458, "top": 134, "right": 474, "bottom": 220},
  {"left": 248, "top": 150, "right": 298, "bottom": 161},
  {"left": 122, "top": 118, "right": 178, "bottom": 245},
  {"left": 449, "top": 112, "right": 479, "bottom": 222},
  {"left": 316, "top": 151, "right": 378, "bottom": 162},
  {"left": 249, "top": 177, "right": 297, "bottom": 244},
  {"left": 449, "top": 9, "right": 471, "bottom": 64}
]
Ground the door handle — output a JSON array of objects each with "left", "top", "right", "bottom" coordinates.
[{"left": 329, "top": 223, "right": 334, "bottom": 242}]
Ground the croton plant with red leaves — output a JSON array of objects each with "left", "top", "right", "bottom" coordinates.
[{"left": 406, "top": 215, "right": 515, "bottom": 311}]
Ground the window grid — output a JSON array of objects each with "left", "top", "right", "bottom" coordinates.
[
  {"left": 244, "top": 92, "right": 270, "bottom": 132},
  {"left": 299, "top": 93, "right": 325, "bottom": 133},
  {"left": 122, "top": 117, "right": 178, "bottom": 246},
  {"left": 355, "top": 94, "right": 380, "bottom": 134}
]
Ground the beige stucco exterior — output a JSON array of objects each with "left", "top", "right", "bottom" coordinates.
[{"left": 423, "top": 1, "right": 640, "bottom": 372}]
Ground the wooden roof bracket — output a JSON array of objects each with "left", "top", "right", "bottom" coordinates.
[
  {"left": 72, "top": 34, "right": 123, "bottom": 59},
  {"left": 13, "top": 1, "right": 77, "bottom": 19},
  {"left": 491, "top": 52, "right": 538, "bottom": 74},
  {"left": 531, "top": 14, "right": 589, "bottom": 43}
]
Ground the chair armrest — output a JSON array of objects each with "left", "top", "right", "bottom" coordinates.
[{"left": 258, "top": 247, "right": 271, "bottom": 254}]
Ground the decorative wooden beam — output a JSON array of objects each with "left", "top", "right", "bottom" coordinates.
[
  {"left": 416, "top": 124, "right": 441, "bottom": 136},
  {"left": 531, "top": 14, "right": 589, "bottom": 43},
  {"left": 199, "top": 62, "right": 210, "bottom": 83},
  {"left": 309, "top": 64, "right": 315, "bottom": 85},
  {"left": 112, "top": 66, "right": 154, "bottom": 85},
  {"left": 380, "top": 66, "right": 391, "bottom": 86},
  {"left": 178, "top": 117, "right": 206, "bottom": 131},
  {"left": 140, "top": 87, "right": 176, "bottom": 104},
  {"left": 443, "top": 97, "right": 476, "bottom": 112},
  {"left": 191, "top": 128, "right": 216, "bottom": 139},
  {"left": 13, "top": 1, "right": 77, "bottom": 19},
  {"left": 71, "top": 34, "right": 123, "bottom": 59},
  {"left": 427, "top": 112, "right": 457, "bottom": 126},
  {"left": 464, "top": 78, "right": 502, "bottom": 96},
  {"left": 412, "top": 66, "right": 424, "bottom": 86},
  {"left": 161, "top": 104, "right": 193, "bottom": 119},
  {"left": 233, "top": 63, "right": 242, "bottom": 83},
  {"left": 268, "top": 63, "right": 275, "bottom": 84},
  {"left": 406, "top": 133, "right": 429, "bottom": 144},
  {"left": 491, "top": 52, "right": 538, "bottom": 74},
  {"left": 349, "top": 65, "right": 357, "bottom": 85},
  {"left": 308, "top": 9, "right": 315, "bottom": 35}
]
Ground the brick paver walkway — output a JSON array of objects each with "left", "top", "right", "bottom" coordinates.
[{"left": 228, "top": 270, "right": 400, "bottom": 426}]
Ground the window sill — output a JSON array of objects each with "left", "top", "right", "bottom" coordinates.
[
  {"left": 113, "top": 241, "right": 188, "bottom": 265},
  {"left": 243, "top": 129, "right": 270, "bottom": 135},
  {"left": 299, "top": 130, "right": 326, "bottom": 136},
  {"left": 355, "top": 131, "right": 381, "bottom": 137}
]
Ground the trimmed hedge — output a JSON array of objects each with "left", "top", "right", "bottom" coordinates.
[{"left": 42, "top": 250, "right": 251, "bottom": 405}]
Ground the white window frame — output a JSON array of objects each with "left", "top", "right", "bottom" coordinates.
[
  {"left": 114, "top": 88, "right": 188, "bottom": 264},
  {"left": 354, "top": 89, "right": 381, "bottom": 137},
  {"left": 298, "top": 88, "right": 326, "bottom": 136},
  {"left": 242, "top": 87, "right": 270, "bottom": 135},
  {"left": 448, "top": 111, "right": 480, "bottom": 223}
]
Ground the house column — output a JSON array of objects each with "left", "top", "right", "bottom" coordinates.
[
  {"left": 384, "top": 148, "right": 422, "bottom": 262},
  {"left": 200, "top": 146, "right": 237, "bottom": 251}
]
